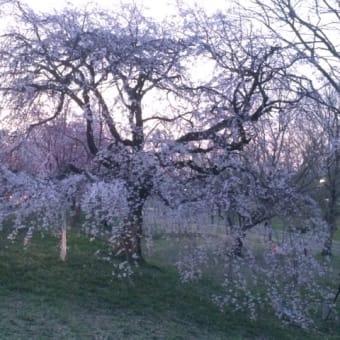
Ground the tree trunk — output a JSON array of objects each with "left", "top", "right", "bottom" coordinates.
[
  {"left": 118, "top": 193, "right": 145, "bottom": 263},
  {"left": 231, "top": 235, "right": 244, "bottom": 257},
  {"left": 60, "top": 211, "right": 67, "bottom": 261},
  {"left": 121, "top": 216, "right": 143, "bottom": 261},
  {"left": 321, "top": 219, "right": 335, "bottom": 256},
  {"left": 322, "top": 175, "right": 338, "bottom": 256},
  {"left": 322, "top": 126, "right": 340, "bottom": 256}
]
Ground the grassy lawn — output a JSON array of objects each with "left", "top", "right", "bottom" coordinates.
[{"left": 0, "top": 230, "right": 339, "bottom": 339}]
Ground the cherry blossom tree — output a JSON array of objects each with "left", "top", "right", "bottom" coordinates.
[
  {"left": 0, "top": 0, "right": 336, "bottom": 327},
  {"left": 0, "top": 1, "right": 298, "bottom": 261}
]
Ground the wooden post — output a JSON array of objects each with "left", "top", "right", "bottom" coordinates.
[{"left": 60, "top": 211, "right": 67, "bottom": 261}]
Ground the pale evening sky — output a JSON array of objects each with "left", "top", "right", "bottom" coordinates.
[{"left": 22, "top": 0, "right": 228, "bottom": 16}]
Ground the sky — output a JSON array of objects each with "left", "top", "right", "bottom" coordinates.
[
  {"left": 22, "top": 0, "right": 228, "bottom": 16},
  {"left": 24, "top": 0, "right": 173, "bottom": 13}
]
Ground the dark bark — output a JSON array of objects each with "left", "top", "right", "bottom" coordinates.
[
  {"left": 321, "top": 211, "right": 336, "bottom": 257},
  {"left": 231, "top": 236, "right": 244, "bottom": 257},
  {"left": 118, "top": 201, "right": 144, "bottom": 263},
  {"left": 322, "top": 149, "right": 339, "bottom": 257},
  {"left": 118, "top": 179, "right": 152, "bottom": 263}
]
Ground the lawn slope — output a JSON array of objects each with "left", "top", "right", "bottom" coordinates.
[{"left": 0, "top": 231, "right": 338, "bottom": 339}]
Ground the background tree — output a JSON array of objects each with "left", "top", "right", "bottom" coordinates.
[
  {"left": 292, "top": 90, "right": 340, "bottom": 255},
  {"left": 246, "top": 0, "right": 340, "bottom": 93},
  {"left": 243, "top": 0, "right": 340, "bottom": 255},
  {"left": 0, "top": 119, "right": 90, "bottom": 177}
]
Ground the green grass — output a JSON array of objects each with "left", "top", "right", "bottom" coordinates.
[{"left": 0, "top": 230, "right": 339, "bottom": 339}]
